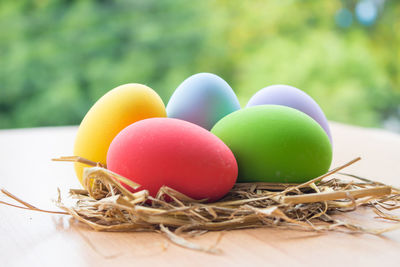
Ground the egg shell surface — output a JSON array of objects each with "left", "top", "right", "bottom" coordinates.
[
  {"left": 211, "top": 105, "right": 332, "bottom": 183},
  {"left": 106, "top": 118, "right": 238, "bottom": 202},
  {"left": 166, "top": 73, "right": 241, "bottom": 130},
  {"left": 74, "top": 83, "right": 166, "bottom": 184},
  {"left": 246, "top": 85, "right": 332, "bottom": 143}
]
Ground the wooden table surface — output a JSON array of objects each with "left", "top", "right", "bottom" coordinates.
[{"left": 1, "top": 122, "right": 400, "bottom": 267}]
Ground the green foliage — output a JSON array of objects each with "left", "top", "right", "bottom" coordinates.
[{"left": 0, "top": 0, "right": 399, "bottom": 129}]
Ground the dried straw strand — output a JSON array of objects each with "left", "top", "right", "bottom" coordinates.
[
  {"left": 283, "top": 186, "right": 391, "bottom": 204},
  {"left": 0, "top": 188, "right": 68, "bottom": 215}
]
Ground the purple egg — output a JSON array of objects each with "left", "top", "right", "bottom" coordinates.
[{"left": 246, "top": 85, "right": 332, "bottom": 143}]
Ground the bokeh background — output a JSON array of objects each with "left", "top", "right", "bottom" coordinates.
[{"left": 1, "top": 0, "right": 399, "bottom": 131}]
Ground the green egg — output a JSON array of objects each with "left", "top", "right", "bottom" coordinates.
[{"left": 211, "top": 105, "right": 332, "bottom": 183}]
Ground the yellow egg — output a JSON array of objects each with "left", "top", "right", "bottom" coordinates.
[{"left": 74, "top": 83, "right": 166, "bottom": 184}]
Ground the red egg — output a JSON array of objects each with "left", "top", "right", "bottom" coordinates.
[{"left": 106, "top": 118, "right": 238, "bottom": 202}]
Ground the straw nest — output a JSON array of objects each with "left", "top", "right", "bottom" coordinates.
[{"left": 2, "top": 157, "right": 400, "bottom": 253}]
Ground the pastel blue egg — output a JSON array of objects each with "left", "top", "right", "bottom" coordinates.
[{"left": 166, "top": 73, "right": 241, "bottom": 130}]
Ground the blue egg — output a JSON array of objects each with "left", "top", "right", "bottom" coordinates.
[{"left": 166, "top": 73, "right": 241, "bottom": 130}]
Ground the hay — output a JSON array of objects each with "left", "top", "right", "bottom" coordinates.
[{"left": 2, "top": 156, "right": 400, "bottom": 253}]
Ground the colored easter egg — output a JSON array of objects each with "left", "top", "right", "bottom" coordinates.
[
  {"left": 166, "top": 73, "right": 241, "bottom": 130},
  {"left": 211, "top": 105, "right": 332, "bottom": 183},
  {"left": 246, "top": 85, "right": 332, "bottom": 143},
  {"left": 74, "top": 84, "right": 166, "bottom": 184},
  {"left": 107, "top": 118, "right": 238, "bottom": 202}
]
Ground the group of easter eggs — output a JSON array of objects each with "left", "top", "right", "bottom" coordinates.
[{"left": 74, "top": 73, "right": 332, "bottom": 202}]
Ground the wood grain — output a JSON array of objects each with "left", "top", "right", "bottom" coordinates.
[{"left": 1, "top": 122, "right": 400, "bottom": 267}]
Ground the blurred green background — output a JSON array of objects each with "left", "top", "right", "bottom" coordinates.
[{"left": 1, "top": 0, "right": 399, "bottom": 131}]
